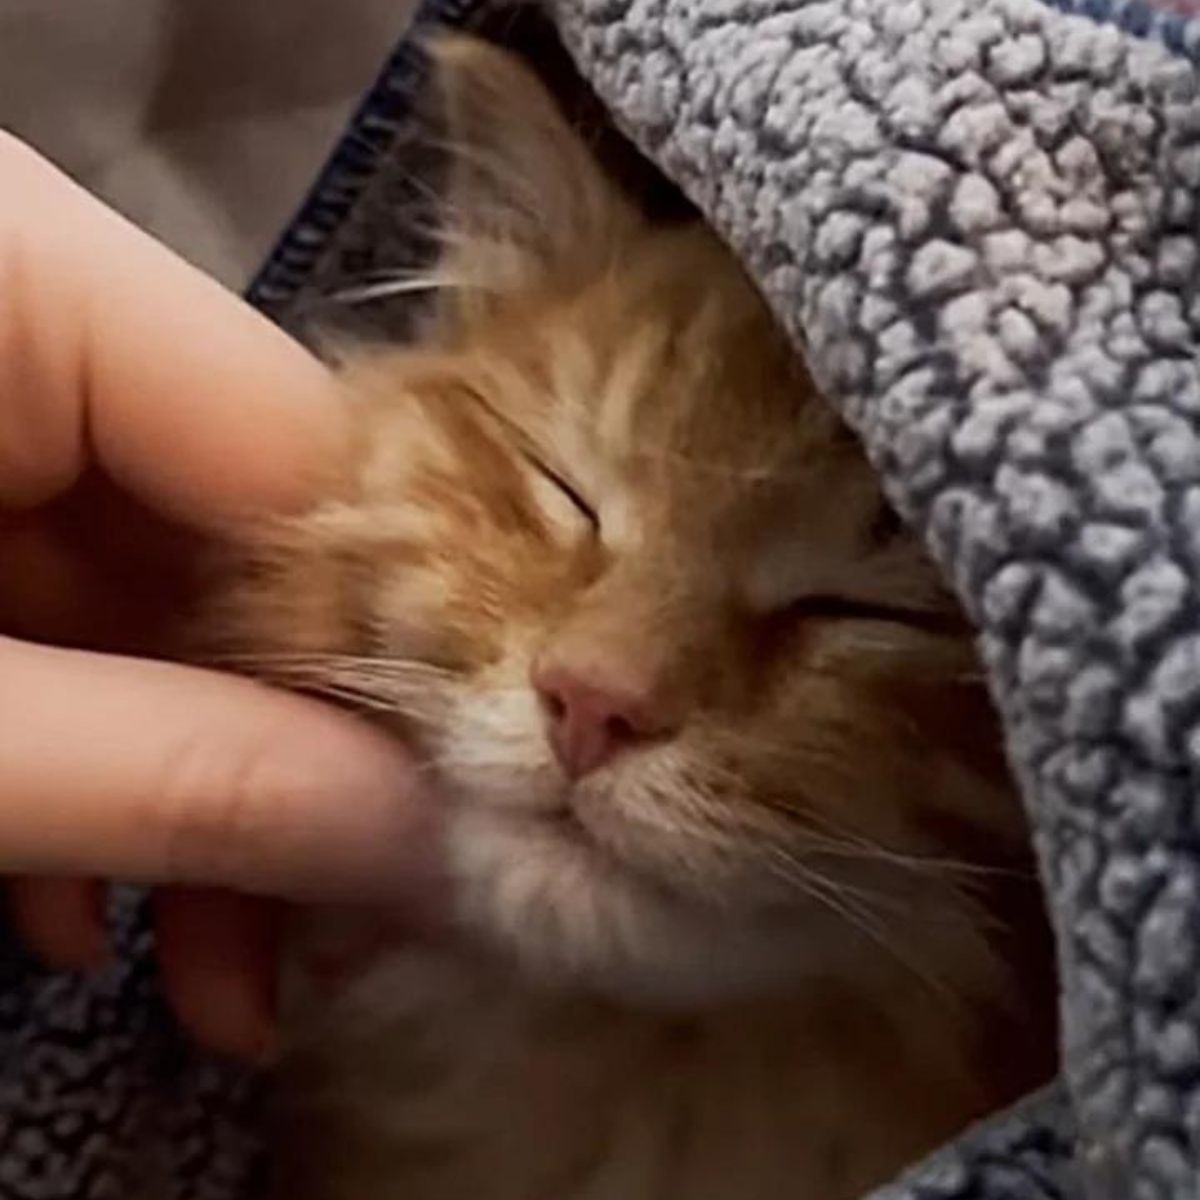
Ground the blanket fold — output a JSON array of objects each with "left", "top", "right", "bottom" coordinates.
[{"left": 545, "top": 2, "right": 1200, "bottom": 1195}]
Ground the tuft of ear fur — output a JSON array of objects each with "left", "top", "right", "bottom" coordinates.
[{"left": 428, "top": 35, "right": 639, "bottom": 311}]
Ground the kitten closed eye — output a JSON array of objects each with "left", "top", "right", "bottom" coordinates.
[
  {"left": 777, "top": 593, "right": 964, "bottom": 633},
  {"left": 520, "top": 452, "right": 598, "bottom": 531}
]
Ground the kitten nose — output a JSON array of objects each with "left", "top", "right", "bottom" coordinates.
[{"left": 532, "top": 659, "right": 671, "bottom": 779}]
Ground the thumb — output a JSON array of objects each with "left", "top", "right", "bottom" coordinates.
[{"left": 0, "top": 635, "right": 439, "bottom": 903}]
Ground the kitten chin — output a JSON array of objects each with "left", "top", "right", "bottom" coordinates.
[
  {"left": 444, "top": 807, "right": 815, "bottom": 1006},
  {"left": 195, "top": 32, "right": 1056, "bottom": 1200}
]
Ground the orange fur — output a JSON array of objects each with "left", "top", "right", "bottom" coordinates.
[{"left": 197, "top": 36, "right": 1054, "bottom": 1200}]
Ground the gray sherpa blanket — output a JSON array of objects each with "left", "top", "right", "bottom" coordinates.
[
  {"left": 4, "top": 1, "right": 1200, "bottom": 1198},
  {"left": 539, "top": 2, "right": 1200, "bottom": 1197}
]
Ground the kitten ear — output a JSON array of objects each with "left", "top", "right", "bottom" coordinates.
[{"left": 429, "top": 35, "right": 639, "bottom": 299}]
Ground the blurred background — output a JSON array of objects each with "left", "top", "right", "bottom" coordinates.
[{"left": 0, "top": 0, "right": 420, "bottom": 287}]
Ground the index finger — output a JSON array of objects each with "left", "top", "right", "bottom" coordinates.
[{"left": 0, "top": 133, "right": 347, "bottom": 527}]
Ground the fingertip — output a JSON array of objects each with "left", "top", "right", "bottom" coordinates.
[
  {"left": 7, "top": 876, "right": 110, "bottom": 972},
  {"left": 152, "top": 679, "right": 447, "bottom": 904},
  {"left": 154, "top": 886, "right": 282, "bottom": 1063},
  {"left": 0, "top": 133, "right": 350, "bottom": 524},
  {"left": 0, "top": 640, "right": 444, "bottom": 905}
]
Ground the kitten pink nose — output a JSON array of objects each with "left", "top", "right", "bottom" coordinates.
[{"left": 532, "top": 659, "right": 671, "bottom": 779}]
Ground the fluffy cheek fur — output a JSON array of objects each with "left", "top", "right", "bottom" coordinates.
[{"left": 201, "top": 376, "right": 1017, "bottom": 1012}]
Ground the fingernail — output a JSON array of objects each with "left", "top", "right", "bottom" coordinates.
[{"left": 177, "top": 968, "right": 278, "bottom": 1065}]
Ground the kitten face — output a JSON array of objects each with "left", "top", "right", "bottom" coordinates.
[{"left": 203, "top": 39, "right": 1029, "bottom": 1005}]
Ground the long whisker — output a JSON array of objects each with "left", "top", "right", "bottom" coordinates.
[
  {"left": 743, "top": 789, "right": 1030, "bottom": 883},
  {"left": 201, "top": 651, "right": 457, "bottom": 724},
  {"left": 790, "top": 805, "right": 1031, "bottom": 882},
  {"left": 761, "top": 846, "right": 910, "bottom": 913},
  {"left": 206, "top": 651, "right": 455, "bottom": 678},
  {"left": 290, "top": 683, "right": 403, "bottom": 711},
  {"left": 765, "top": 855, "right": 895, "bottom": 953},
  {"left": 762, "top": 848, "right": 965, "bottom": 1004},
  {"left": 804, "top": 840, "right": 1031, "bottom": 881},
  {"left": 328, "top": 268, "right": 472, "bottom": 306},
  {"left": 636, "top": 754, "right": 1020, "bottom": 893}
]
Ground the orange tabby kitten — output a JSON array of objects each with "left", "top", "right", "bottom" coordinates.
[{"left": 199, "top": 36, "right": 1053, "bottom": 1200}]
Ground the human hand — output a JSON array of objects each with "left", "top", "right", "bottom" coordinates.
[{"left": 0, "top": 134, "right": 439, "bottom": 1060}]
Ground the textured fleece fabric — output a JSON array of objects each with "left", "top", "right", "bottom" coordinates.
[
  {"left": 540, "top": 3, "right": 1200, "bottom": 1197},
  {"left": 4, "top": 2, "right": 1200, "bottom": 1199}
]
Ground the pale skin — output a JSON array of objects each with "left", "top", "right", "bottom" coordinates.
[{"left": 0, "top": 134, "right": 440, "bottom": 1060}]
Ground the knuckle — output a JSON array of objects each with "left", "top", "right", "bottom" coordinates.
[{"left": 152, "top": 723, "right": 290, "bottom": 888}]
